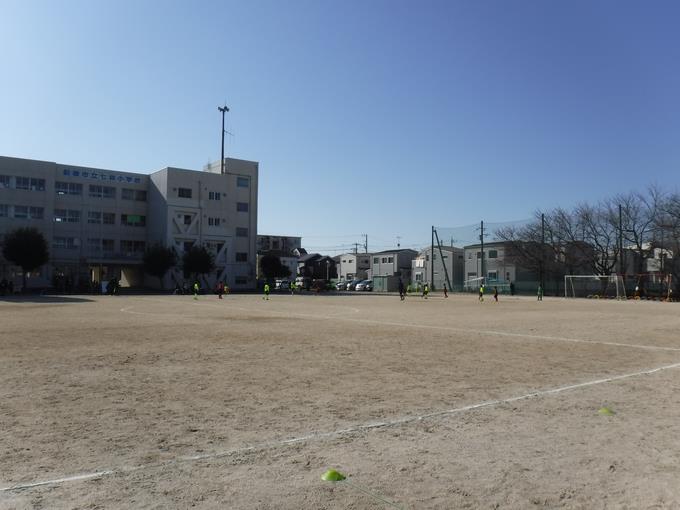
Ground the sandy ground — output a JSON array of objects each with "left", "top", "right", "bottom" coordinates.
[{"left": 1, "top": 292, "right": 679, "bottom": 509}]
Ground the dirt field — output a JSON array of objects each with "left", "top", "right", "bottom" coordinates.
[{"left": 1, "top": 292, "right": 680, "bottom": 509}]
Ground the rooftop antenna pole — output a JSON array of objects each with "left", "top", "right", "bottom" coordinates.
[
  {"left": 218, "top": 104, "right": 230, "bottom": 174},
  {"left": 396, "top": 236, "right": 401, "bottom": 249}
]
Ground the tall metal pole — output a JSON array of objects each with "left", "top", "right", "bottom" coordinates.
[
  {"left": 540, "top": 214, "right": 545, "bottom": 287},
  {"left": 431, "top": 226, "right": 435, "bottom": 287},
  {"left": 480, "top": 220, "right": 484, "bottom": 281},
  {"left": 619, "top": 204, "right": 624, "bottom": 274},
  {"left": 218, "top": 105, "right": 229, "bottom": 174}
]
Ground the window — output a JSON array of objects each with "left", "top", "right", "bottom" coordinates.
[
  {"left": 236, "top": 227, "right": 248, "bottom": 237},
  {"left": 0, "top": 175, "right": 9, "bottom": 188},
  {"left": 489, "top": 250, "right": 498, "bottom": 259},
  {"left": 467, "top": 253, "right": 472, "bottom": 259},
  {"left": 89, "top": 185, "right": 116, "bottom": 198},
  {"left": 29, "top": 207, "right": 44, "bottom": 219},
  {"left": 30, "top": 178, "right": 45, "bottom": 191},
  {"left": 209, "top": 191, "right": 221, "bottom": 200},
  {"left": 178, "top": 187, "right": 192, "bottom": 198},
  {"left": 373, "top": 257, "right": 379, "bottom": 264},
  {"left": 54, "top": 209, "right": 80, "bottom": 223},
  {"left": 415, "top": 273, "right": 423, "bottom": 282},
  {"left": 55, "top": 182, "right": 82, "bottom": 195},
  {"left": 121, "top": 189, "right": 134, "bottom": 200},
  {"left": 0, "top": 204, "right": 8, "bottom": 217},
  {"left": 236, "top": 252, "right": 248, "bottom": 262},
  {"left": 487, "top": 271, "right": 498, "bottom": 282},
  {"left": 121, "top": 240, "right": 145, "bottom": 253},
  {"left": 236, "top": 202, "right": 249, "bottom": 212},
  {"left": 382, "top": 257, "right": 387, "bottom": 263},
  {"left": 53, "top": 237, "right": 78, "bottom": 249},
  {"left": 387, "top": 257, "right": 393, "bottom": 263},
  {"left": 102, "top": 239, "right": 115, "bottom": 252},
  {"left": 208, "top": 217, "right": 221, "bottom": 227},
  {"left": 121, "top": 214, "right": 145, "bottom": 227},
  {"left": 134, "top": 190, "right": 146, "bottom": 201},
  {"left": 87, "top": 238, "right": 101, "bottom": 251},
  {"left": 88, "top": 211, "right": 102, "bottom": 224},
  {"left": 183, "top": 215, "right": 192, "bottom": 225},
  {"left": 477, "top": 251, "right": 482, "bottom": 259},
  {"left": 15, "top": 177, "right": 29, "bottom": 190},
  {"left": 235, "top": 276, "right": 248, "bottom": 284},
  {"left": 237, "top": 176, "right": 249, "bottom": 188},
  {"left": 13, "top": 206, "right": 28, "bottom": 219},
  {"left": 103, "top": 212, "right": 115, "bottom": 225}
]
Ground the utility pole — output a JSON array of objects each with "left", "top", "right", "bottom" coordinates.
[
  {"left": 480, "top": 220, "right": 485, "bottom": 281},
  {"left": 353, "top": 242, "right": 359, "bottom": 254},
  {"left": 218, "top": 104, "right": 229, "bottom": 174},
  {"left": 431, "top": 226, "right": 435, "bottom": 287},
  {"left": 541, "top": 213, "right": 545, "bottom": 291},
  {"left": 363, "top": 234, "right": 368, "bottom": 253},
  {"left": 396, "top": 236, "right": 401, "bottom": 249},
  {"left": 619, "top": 204, "right": 624, "bottom": 275}
]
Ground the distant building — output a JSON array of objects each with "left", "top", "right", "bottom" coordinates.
[
  {"left": 0, "top": 155, "right": 258, "bottom": 290},
  {"left": 297, "top": 253, "right": 337, "bottom": 280},
  {"left": 256, "top": 234, "right": 302, "bottom": 279},
  {"left": 368, "top": 249, "right": 417, "bottom": 282},
  {"left": 411, "top": 246, "right": 464, "bottom": 290},
  {"left": 337, "top": 252, "right": 371, "bottom": 281}
]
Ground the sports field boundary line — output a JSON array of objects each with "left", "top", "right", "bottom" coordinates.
[
  {"left": 125, "top": 297, "right": 680, "bottom": 353},
  {"left": 3, "top": 360, "right": 680, "bottom": 494}
]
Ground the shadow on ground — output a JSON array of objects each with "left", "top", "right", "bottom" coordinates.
[{"left": 0, "top": 295, "right": 95, "bottom": 304}]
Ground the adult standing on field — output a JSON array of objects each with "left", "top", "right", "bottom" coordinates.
[
  {"left": 263, "top": 283, "right": 270, "bottom": 300},
  {"left": 193, "top": 281, "right": 200, "bottom": 300},
  {"left": 398, "top": 278, "right": 405, "bottom": 301},
  {"left": 537, "top": 284, "right": 543, "bottom": 301},
  {"left": 479, "top": 284, "right": 484, "bottom": 302},
  {"left": 216, "top": 281, "right": 224, "bottom": 299},
  {"left": 422, "top": 282, "right": 429, "bottom": 299}
]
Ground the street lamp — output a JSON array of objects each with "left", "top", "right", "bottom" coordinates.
[
  {"left": 326, "top": 260, "right": 330, "bottom": 281},
  {"left": 218, "top": 105, "right": 229, "bottom": 175}
]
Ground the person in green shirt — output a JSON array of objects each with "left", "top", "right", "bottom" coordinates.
[
  {"left": 193, "top": 281, "right": 200, "bottom": 300},
  {"left": 263, "top": 283, "right": 270, "bottom": 300},
  {"left": 479, "top": 284, "right": 484, "bottom": 302}
]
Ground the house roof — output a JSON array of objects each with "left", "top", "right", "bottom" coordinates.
[{"left": 373, "top": 248, "right": 418, "bottom": 255}]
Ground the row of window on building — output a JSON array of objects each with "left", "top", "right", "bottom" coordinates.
[{"left": 0, "top": 175, "right": 45, "bottom": 190}]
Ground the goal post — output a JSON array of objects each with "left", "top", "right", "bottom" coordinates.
[
  {"left": 564, "top": 275, "right": 626, "bottom": 300},
  {"left": 463, "top": 276, "right": 485, "bottom": 292}
]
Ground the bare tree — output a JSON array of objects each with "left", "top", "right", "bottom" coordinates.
[{"left": 574, "top": 203, "right": 618, "bottom": 275}]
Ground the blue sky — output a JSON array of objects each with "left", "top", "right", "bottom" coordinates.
[{"left": 2, "top": 0, "right": 679, "bottom": 253}]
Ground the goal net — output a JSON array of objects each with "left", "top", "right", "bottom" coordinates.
[
  {"left": 464, "top": 276, "right": 485, "bottom": 292},
  {"left": 564, "top": 275, "right": 626, "bottom": 299}
]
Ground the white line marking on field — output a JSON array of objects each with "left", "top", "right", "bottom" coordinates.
[
  {"left": 3, "top": 361, "right": 680, "bottom": 494},
  {"left": 124, "top": 297, "right": 680, "bottom": 353}
]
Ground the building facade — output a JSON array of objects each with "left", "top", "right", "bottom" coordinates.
[
  {"left": 256, "top": 234, "right": 302, "bottom": 279},
  {"left": 411, "top": 246, "right": 464, "bottom": 290},
  {"left": 0, "top": 155, "right": 258, "bottom": 291},
  {"left": 337, "top": 252, "right": 371, "bottom": 281},
  {"left": 368, "top": 249, "right": 417, "bottom": 281}
]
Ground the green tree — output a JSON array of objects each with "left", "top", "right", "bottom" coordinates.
[
  {"left": 182, "top": 245, "right": 215, "bottom": 283},
  {"left": 143, "top": 243, "right": 177, "bottom": 289},
  {"left": 2, "top": 227, "right": 49, "bottom": 291},
  {"left": 260, "top": 254, "right": 291, "bottom": 279}
]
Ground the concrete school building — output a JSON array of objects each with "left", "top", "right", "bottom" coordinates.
[{"left": 0, "top": 155, "right": 258, "bottom": 291}]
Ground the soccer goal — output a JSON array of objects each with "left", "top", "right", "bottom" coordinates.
[
  {"left": 564, "top": 275, "right": 626, "bottom": 299},
  {"left": 463, "top": 276, "right": 485, "bottom": 292}
]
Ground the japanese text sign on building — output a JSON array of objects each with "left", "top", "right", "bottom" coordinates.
[{"left": 62, "top": 168, "right": 142, "bottom": 184}]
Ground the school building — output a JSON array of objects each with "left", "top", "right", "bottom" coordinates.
[{"left": 0, "top": 155, "right": 258, "bottom": 291}]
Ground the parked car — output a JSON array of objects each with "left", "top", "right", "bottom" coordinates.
[
  {"left": 346, "top": 279, "right": 363, "bottom": 291},
  {"left": 355, "top": 279, "right": 372, "bottom": 291},
  {"left": 295, "top": 276, "right": 311, "bottom": 290},
  {"left": 335, "top": 281, "right": 348, "bottom": 291},
  {"left": 275, "top": 279, "right": 290, "bottom": 290}
]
